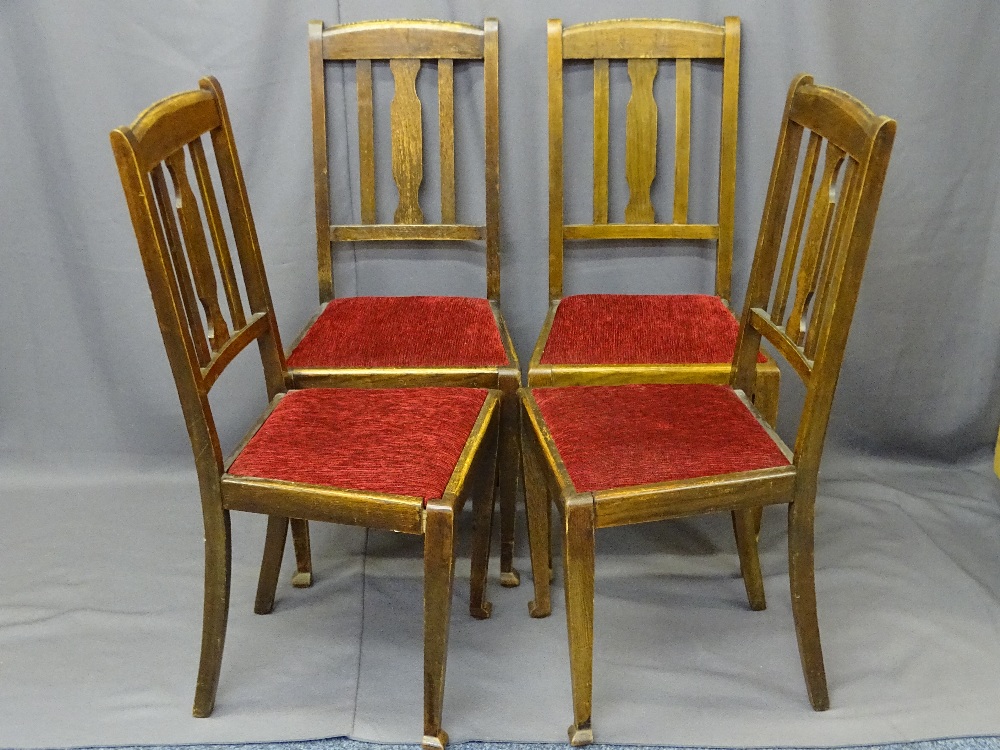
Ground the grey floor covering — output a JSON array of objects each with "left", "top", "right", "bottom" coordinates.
[{"left": 2, "top": 453, "right": 1000, "bottom": 749}]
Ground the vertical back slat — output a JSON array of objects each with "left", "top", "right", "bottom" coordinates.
[
  {"left": 200, "top": 76, "right": 286, "bottom": 398},
  {"left": 592, "top": 58, "right": 610, "bottom": 225},
  {"left": 773, "top": 131, "right": 822, "bottom": 324},
  {"left": 309, "top": 20, "right": 333, "bottom": 302},
  {"left": 389, "top": 58, "right": 424, "bottom": 224},
  {"left": 188, "top": 137, "right": 247, "bottom": 329},
  {"left": 438, "top": 58, "right": 456, "bottom": 224},
  {"left": 357, "top": 59, "right": 377, "bottom": 224},
  {"left": 716, "top": 16, "right": 740, "bottom": 301},
  {"left": 673, "top": 58, "right": 691, "bottom": 224},
  {"left": 548, "top": 19, "right": 565, "bottom": 301},
  {"left": 624, "top": 58, "right": 658, "bottom": 224},
  {"left": 484, "top": 18, "right": 501, "bottom": 301},
  {"left": 164, "top": 149, "right": 230, "bottom": 351},
  {"left": 150, "top": 163, "right": 212, "bottom": 366},
  {"left": 804, "top": 161, "right": 858, "bottom": 359},
  {"left": 786, "top": 142, "right": 846, "bottom": 343}
]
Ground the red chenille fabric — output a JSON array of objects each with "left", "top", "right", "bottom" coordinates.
[
  {"left": 540, "top": 294, "right": 765, "bottom": 365},
  {"left": 228, "top": 388, "right": 489, "bottom": 501},
  {"left": 286, "top": 296, "right": 509, "bottom": 369},
  {"left": 532, "top": 384, "right": 789, "bottom": 493}
]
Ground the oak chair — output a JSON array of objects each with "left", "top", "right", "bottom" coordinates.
[
  {"left": 283, "top": 18, "right": 523, "bottom": 589},
  {"left": 111, "top": 76, "right": 501, "bottom": 750},
  {"left": 530, "top": 17, "right": 780, "bottom": 418},
  {"left": 521, "top": 74, "right": 895, "bottom": 745}
]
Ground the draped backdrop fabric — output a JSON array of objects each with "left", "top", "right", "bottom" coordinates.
[{"left": 2, "top": 1, "right": 1000, "bottom": 748}]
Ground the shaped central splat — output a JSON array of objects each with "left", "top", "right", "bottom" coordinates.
[
  {"left": 624, "top": 58, "right": 658, "bottom": 224},
  {"left": 390, "top": 58, "right": 424, "bottom": 224}
]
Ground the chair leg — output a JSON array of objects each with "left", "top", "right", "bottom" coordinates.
[
  {"left": 523, "top": 421, "right": 552, "bottom": 618},
  {"left": 498, "top": 389, "right": 522, "bottom": 587},
  {"left": 469, "top": 438, "right": 498, "bottom": 620},
  {"left": 254, "top": 515, "right": 289, "bottom": 615},
  {"left": 193, "top": 508, "right": 232, "bottom": 718},
  {"left": 732, "top": 509, "right": 766, "bottom": 611},
  {"left": 423, "top": 502, "right": 456, "bottom": 750},
  {"left": 289, "top": 518, "right": 313, "bottom": 588},
  {"left": 752, "top": 367, "right": 780, "bottom": 540},
  {"left": 563, "top": 498, "right": 595, "bottom": 747},
  {"left": 787, "top": 495, "right": 830, "bottom": 711}
]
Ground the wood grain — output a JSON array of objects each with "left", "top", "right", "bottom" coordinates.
[
  {"left": 592, "top": 58, "right": 609, "bottom": 225},
  {"left": 624, "top": 58, "right": 658, "bottom": 223},
  {"left": 390, "top": 59, "right": 425, "bottom": 224}
]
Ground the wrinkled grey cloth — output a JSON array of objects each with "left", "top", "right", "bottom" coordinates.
[{"left": 3, "top": 0, "right": 1000, "bottom": 747}]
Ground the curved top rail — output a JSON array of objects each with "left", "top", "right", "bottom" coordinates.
[
  {"left": 790, "top": 81, "right": 895, "bottom": 159},
  {"left": 319, "top": 19, "right": 487, "bottom": 60},
  {"left": 124, "top": 89, "right": 219, "bottom": 172},
  {"left": 561, "top": 17, "right": 729, "bottom": 59}
]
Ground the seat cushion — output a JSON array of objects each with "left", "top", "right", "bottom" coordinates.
[
  {"left": 540, "top": 293, "right": 765, "bottom": 365},
  {"left": 228, "top": 387, "right": 489, "bottom": 501},
  {"left": 286, "top": 296, "right": 509, "bottom": 369},
  {"left": 532, "top": 384, "right": 789, "bottom": 493}
]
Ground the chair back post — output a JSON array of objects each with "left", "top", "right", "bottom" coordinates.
[
  {"left": 309, "top": 20, "right": 334, "bottom": 303},
  {"left": 716, "top": 16, "right": 741, "bottom": 303},
  {"left": 484, "top": 18, "right": 501, "bottom": 301},
  {"left": 547, "top": 18, "right": 565, "bottom": 302},
  {"left": 732, "top": 74, "right": 896, "bottom": 479},
  {"left": 111, "top": 78, "right": 289, "bottom": 482}
]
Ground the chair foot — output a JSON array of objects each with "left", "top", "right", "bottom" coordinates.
[
  {"left": 192, "top": 701, "right": 213, "bottom": 718},
  {"left": 291, "top": 571, "right": 313, "bottom": 588},
  {"left": 500, "top": 567, "right": 521, "bottom": 587},
  {"left": 810, "top": 691, "right": 831, "bottom": 711},
  {"left": 469, "top": 600, "right": 493, "bottom": 620},
  {"left": 568, "top": 721, "right": 593, "bottom": 746},
  {"left": 422, "top": 730, "right": 449, "bottom": 750},
  {"left": 528, "top": 598, "right": 551, "bottom": 618}
]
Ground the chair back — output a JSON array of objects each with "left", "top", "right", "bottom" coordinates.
[
  {"left": 547, "top": 17, "right": 741, "bottom": 302},
  {"left": 110, "top": 76, "right": 286, "bottom": 475},
  {"left": 732, "top": 74, "right": 896, "bottom": 476},
  {"left": 309, "top": 19, "right": 501, "bottom": 302}
]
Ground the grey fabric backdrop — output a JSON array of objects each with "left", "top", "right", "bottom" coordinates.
[{"left": 3, "top": 1, "right": 1000, "bottom": 748}]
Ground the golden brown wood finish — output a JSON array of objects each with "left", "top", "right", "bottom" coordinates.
[
  {"left": 716, "top": 16, "right": 740, "bottom": 302},
  {"left": 624, "top": 58, "right": 658, "bottom": 224},
  {"left": 112, "top": 78, "right": 503, "bottom": 749},
  {"left": 308, "top": 20, "right": 333, "bottom": 302},
  {"left": 299, "top": 19, "right": 522, "bottom": 589},
  {"left": 524, "top": 75, "right": 896, "bottom": 743},
  {"left": 673, "top": 58, "right": 691, "bottom": 224},
  {"left": 547, "top": 18, "right": 565, "bottom": 302},
  {"left": 356, "top": 59, "right": 377, "bottom": 225},
  {"left": 543, "top": 16, "right": 740, "bottom": 298},
  {"left": 390, "top": 59, "right": 425, "bottom": 224},
  {"left": 592, "top": 59, "right": 609, "bottom": 225},
  {"left": 528, "top": 17, "right": 781, "bottom": 580},
  {"left": 532, "top": 18, "right": 779, "bottom": 427},
  {"left": 439, "top": 59, "right": 456, "bottom": 224}
]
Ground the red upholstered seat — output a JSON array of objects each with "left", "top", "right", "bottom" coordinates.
[
  {"left": 229, "top": 387, "right": 489, "bottom": 501},
  {"left": 287, "top": 296, "right": 509, "bottom": 369},
  {"left": 540, "top": 293, "right": 765, "bottom": 365},
  {"left": 533, "top": 384, "right": 789, "bottom": 493}
]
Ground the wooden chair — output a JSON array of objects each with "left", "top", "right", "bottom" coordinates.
[
  {"left": 529, "top": 17, "right": 780, "bottom": 420},
  {"left": 110, "top": 76, "right": 501, "bottom": 750},
  {"left": 283, "top": 19, "right": 523, "bottom": 589},
  {"left": 521, "top": 74, "right": 896, "bottom": 745}
]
